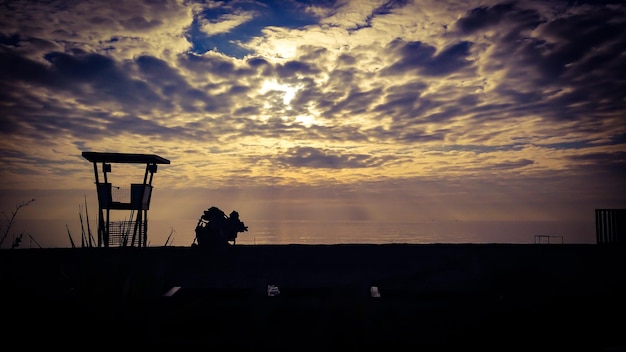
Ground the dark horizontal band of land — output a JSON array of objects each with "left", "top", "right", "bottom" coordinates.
[
  {"left": 3, "top": 243, "right": 625, "bottom": 286},
  {"left": 2, "top": 243, "right": 625, "bottom": 349}
]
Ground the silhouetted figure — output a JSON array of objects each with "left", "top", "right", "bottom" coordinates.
[
  {"left": 193, "top": 206, "right": 248, "bottom": 248},
  {"left": 226, "top": 210, "right": 248, "bottom": 245}
]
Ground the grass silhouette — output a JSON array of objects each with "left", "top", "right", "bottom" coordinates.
[{"left": 0, "top": 198, "right": 35, "bottom": 249}]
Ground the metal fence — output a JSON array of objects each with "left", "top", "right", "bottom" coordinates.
[{"left": 596, "top": 209, "right": 626, "bottom": 244}]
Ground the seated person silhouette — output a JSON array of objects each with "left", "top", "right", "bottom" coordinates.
[{"left": 194, "top": 207, "right": 248, "bottom": 248}]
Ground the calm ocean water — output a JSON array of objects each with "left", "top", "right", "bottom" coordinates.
[
  {"left": 24, "top": 219, "right": 597, "bottom": 248},
  {"left": 205, "top": 219, "right": 596, "bottom": 246}
]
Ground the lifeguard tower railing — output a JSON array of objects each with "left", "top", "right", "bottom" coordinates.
[{"left": 82, "top": 152, "right": 170, "bottom": 247}]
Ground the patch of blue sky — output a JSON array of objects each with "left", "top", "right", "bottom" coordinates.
[{"left": 186, "top": 0, "right": 320, "bottom": 58}]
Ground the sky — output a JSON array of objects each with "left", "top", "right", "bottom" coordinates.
[{"left": 1, "top": 0, "right": 625, "bottom": 248}]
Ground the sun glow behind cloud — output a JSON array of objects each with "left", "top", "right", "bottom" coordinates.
[{"left": 259, "top": 79, "right": 300, "bottom": 106}]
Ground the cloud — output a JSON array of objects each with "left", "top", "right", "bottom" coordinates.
[
  {"left": 381, "top": 39, "right": 474, "bottom": 76},
  {"left": 198, "top": 11, "right": 257, "bottom": 36},
  {"left": 455, "top": 2, "right": 517, "bottom": 34},
  {"left": 275, "top": 146, "right": 395, "bottom": 169},
  {"left": 0, "top": 0, "right": 194, "bottom": 61}
]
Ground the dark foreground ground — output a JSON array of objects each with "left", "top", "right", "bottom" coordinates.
[{"left": 1, "top": 244, "right": 625, "bottom": 350}]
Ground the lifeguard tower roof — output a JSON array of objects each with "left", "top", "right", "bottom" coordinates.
[{"left": 82, "top": 152, "right": 170, "bottom": 164}]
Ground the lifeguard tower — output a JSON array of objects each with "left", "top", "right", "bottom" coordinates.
[{"left": 82, "top": 151, "right": 170, "bottom": 247}]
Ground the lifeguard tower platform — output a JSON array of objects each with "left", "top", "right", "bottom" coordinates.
[{"left": 82, "top": 151, "right": 170, "bottom": 247}]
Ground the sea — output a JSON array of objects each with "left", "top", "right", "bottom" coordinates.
[
  {"left": 230, "top": 219, "right": 597, "bottom": 246},
  {"left": 17, "top": 219, "right": 597, "bottom": 248}
]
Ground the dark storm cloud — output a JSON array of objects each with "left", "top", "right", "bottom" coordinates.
[
  {"left": 540, "top": 10, "right": 626, "bottom": 118},
  {"left": 381, "top": 40, "right": 434, "bottom": 74},
  {"left": 371, "top": 82, "right": 429, "bottom": 122},
  {"left": 455, "top": 2, "right": 517, "bottom": 34},
  {"left": 320, "top": 86, "right": 385, "bottom": 119},
  {"left": 372, "top": 93, "right": 418, "bottom": 122},
  {"left": 120, "top": 15, "right": 163, "bottom": 32},
  {"left": 276, "top": 60, "right": 320, "bottom": 78},
  {"left": 0, "top": 33, "right": 20, "bottom": 46},
  {"left": 135, "top": 55, "right": 224, "bottom": 113},
  {"left": 178, "top": 52, "right": 236, "bottom": 74},
  {"left": 0, "top": 48, "right": 163, "bottom": 108},
  {"left": 457, "top": 2, "right": 546, "bottom": 48},
  {"left": 275, "top": 146, "right": 393, "bottom": 169},
  {"left": 381, "top": 39, "right": 474, "bottom": 77},
  {"left": 136, "top": 55, "right": 183, "bottom": 84},
  {"left": 247, "top": 56, "right": 270, "bottom": 67},
  {"left": 0, "top": 47, "right": 51, "bottom": 86},
  {"left": 426, "top": 41, "right": 474, "bottom": 76},
  {"left": 397, "top": 129, "right": 447, "bottom": 143},
  {"left": 233, "top": 105, "right": 261, "bottom": 116},
  {"left": 336, "top": 53, "right": 356, "bottom": 66},
  {"left": 454, "top": 2, "right": 626, "bottom": 124},
  {"left": 491, "top": 158, "right": 534, "bottom": 170},
  {"left": 0, "top": 49, "right": 151, "bottom": 138},
  {"left": 228, "top": 84, "right": 251, "bottom": 95},
  {"left": 45, "top": 51, "right": 127, "bottom": 86},
  {"left": 0, "top": 47, "right": 226, "bottom": 141}
]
